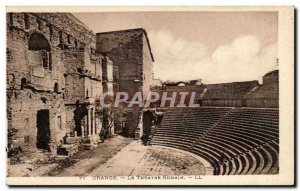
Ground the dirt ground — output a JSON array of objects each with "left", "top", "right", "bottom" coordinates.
[
  {"left": 48, "top": 135, "right": 132, "bottom": 176},
  {"left": 88, "top": 141, "right": 205, "bottom": 176},
  {"left": 7, "top": 135, "right": 132, "bottom": 177},
  {"left": 8, "top": 135, "right": 205, "bottom": 177}
]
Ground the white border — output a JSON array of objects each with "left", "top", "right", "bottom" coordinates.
[{"left": 1, "top": 1, "right": 298, "bottom": 190}]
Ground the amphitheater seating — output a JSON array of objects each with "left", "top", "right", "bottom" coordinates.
[
  {"left": 151, "top": 107, "right": 230, "bottom": 151},
  {"left": 150, "top": 107, "right": 279, "bottom": 175}
]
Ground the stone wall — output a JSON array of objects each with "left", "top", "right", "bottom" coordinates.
[
  {"left": 7, "top": 89, "right": 66, "bottom": 152},
  {"left": 96, "top": 29, "right": 154, "bottom": 137},
  {"left": 142, "top": 33, "right": 153, "bottom": 100},
  {"left": 244, "top": 70, "right": 279, "bottom": 108},
  {"left": 7, "top": 12, "right": 104, "bottom": 155}
]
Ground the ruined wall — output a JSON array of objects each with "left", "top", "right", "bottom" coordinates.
[
  {"left": 63, "top": 51, "right": 103, "bottom": 134},
  {"left": 63, "top": 50, "right": 85, "bottom": 103},
  {"left": 263, "top": 70, "right": 279, "bottom": 87},
  {"left": 244, "top": 70, "right": 279, "bottom": 108},
  {"left": 7, "top": 13, "right": 68, "bottom": 152},
  {"left": 30, "top": 13, "right": 96, "bottom": 49},
  {"left": 7, "top": 12, "right": 103, "bottom": 154},
  {"left": 7, "top": 89, "right": 66, "bottom": 152}
]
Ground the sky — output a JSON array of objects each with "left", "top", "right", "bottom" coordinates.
[{"left": 73, "top": 11, "right": 278, "bottom": 84}]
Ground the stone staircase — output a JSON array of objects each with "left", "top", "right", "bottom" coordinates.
[{"left": 57, "top": 132, "right": 100, "bottom": 157}]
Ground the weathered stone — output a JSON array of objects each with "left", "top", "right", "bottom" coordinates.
[
  {"left": 57, "top": 144, "right": 79, "bottom": 156},
  {"left": 6, "top": 13, "right": 111, "bottom": 160},
  {"left": 96, "top": 29, "right": 154, "bottom": 137},
  {"left": 64, "top": 137, "right": 82, "bottom": 144}
]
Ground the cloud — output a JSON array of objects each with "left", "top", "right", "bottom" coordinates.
[{"left": 148, "top": 29, "right": 278, "bottom": 84}]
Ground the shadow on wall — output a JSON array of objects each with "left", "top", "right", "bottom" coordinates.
[{"left": 73, "top": 101, "right": 88, "bottom": 137}]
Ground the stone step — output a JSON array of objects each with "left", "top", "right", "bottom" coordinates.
[{"left": 57, "top": 144, "right": 79, "bottom": 157}]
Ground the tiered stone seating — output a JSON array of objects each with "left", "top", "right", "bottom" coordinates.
[
  {"left": 151, "top": 107, "right": 230, "bottom": 151},
  {"left": 151, "top": 107, "right": 279, "bottom": 175},
  {"left": 192, "top": 108, "right": 279, "bottom": 175}
]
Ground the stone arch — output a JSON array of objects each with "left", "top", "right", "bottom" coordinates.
[
  {"left": 28, "top": 32, "right": 50, "bottom": 51},
  {"left": 28, "top": 32, "right": 52, "bottom": 70}
]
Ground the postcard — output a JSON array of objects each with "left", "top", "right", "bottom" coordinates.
[{"left": 6, "top": 6, "right": 294, "bottom": 186}]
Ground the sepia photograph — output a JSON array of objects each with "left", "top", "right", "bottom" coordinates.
[{"left": 5, "top": 6, "right": 294, "bottom": 186}]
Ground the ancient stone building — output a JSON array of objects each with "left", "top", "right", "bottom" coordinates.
[
  {"left": 96, "top": 28, "right": 154, "bottom": 137},
  {"left": 6, "top": 13, "right": 110, "bottom": 155}
]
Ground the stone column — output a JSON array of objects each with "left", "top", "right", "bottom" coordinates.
[
  {"left": 93, "top": 108, "right": 96, "bottom": 134},
  {"left": 87, "top": 107, "right": 91, "bottom": 136},
  {"left": 81, "top": 125, "right": 85, "bottom": 137},
  {"left": 90, "top": 108, "right": 93, "bottom": 135},
  {"left": 110, "top": 120, "right": 115, "bottom": 135}
]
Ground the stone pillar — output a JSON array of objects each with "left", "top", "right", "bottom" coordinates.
[
  {"left": 92, "top": 108, "right": 97, "bottom": 135},
  {"left": 81, "top": 126, "right": 85, "bottom": 137},
  {"left": 91, "top": 108, "right": 94, "bottom": 135},
  {"left": 87, "top": 108, "right": 91, "bottom": 136},
  {"left": 110, "top": 121, "right": 115, "bottom": 135}
]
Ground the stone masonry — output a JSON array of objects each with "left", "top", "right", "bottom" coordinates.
[
  {"left": 7, "top": 13, "right": 112, "bottom": 157},
  {"left": 7, "top": 12, "right": 155, "bottom": 159},
  {"left": 96, "top": 29, "right": 154, "bottom": 137}
]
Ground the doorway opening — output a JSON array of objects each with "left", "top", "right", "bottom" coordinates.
[
  {"left": 143, "top": 110, "right": 154, "bottom": 137},
  {"left": 36, "top": 109, "right": 51, "bottom": 151}
]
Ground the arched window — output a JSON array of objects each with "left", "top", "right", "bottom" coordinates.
[{"left": 28, "top": 33, "right": 52, "bottom": 70}]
